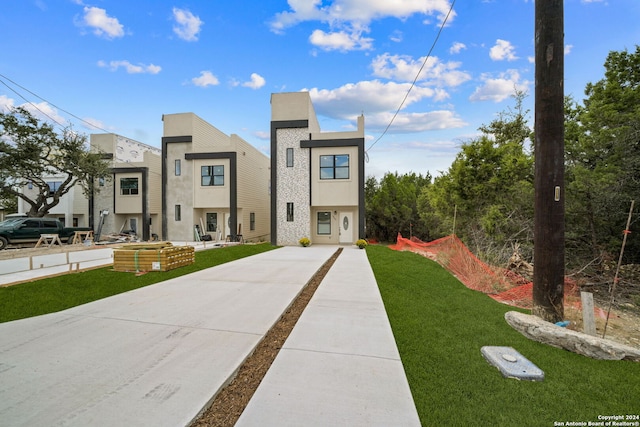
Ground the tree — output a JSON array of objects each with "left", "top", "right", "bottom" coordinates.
[
  {"left": 0, "top": 107, "right": 111, "bottom": 217},
  {"left": 365, "top": 172, "right": 431, "bottom": 242},
  {"left": 420, "top": 91, "right": 534, "bottom": 264},
  {"left": 564, "top": 46, "right": 640, "bottom": 267}
]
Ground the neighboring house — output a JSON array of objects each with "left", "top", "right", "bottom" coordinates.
[
  {"left": 270, "top": 92, "right": 365, "bottom": 246},
  {"left": 162, "top": 112, "right": 270, "bottom": 243},
  {"left": 90, "top": 133, "right": 162, "bottom": 241},
  {"left": 17, "top": 174, "right": 89, "bottom": 227}
]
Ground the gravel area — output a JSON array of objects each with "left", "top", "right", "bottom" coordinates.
[{"left": 191, "top": 247, "right": 343, "bottom": 427}]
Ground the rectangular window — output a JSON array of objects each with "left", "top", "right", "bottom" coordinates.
[
  {"left": 201, "top": 165, "right": 224, "bottom": 186},
  {"left": 206, "top": 212, "right": 217, "bottom": 232},
  {"left": 250, "top": 212, "right": 255, "bottom": 231},
  {"left": 286, "top": 203, "right": 294, "bottom": 222},
  {"left": 320, "top": 154, "right": 349, "bottom": 180},
  {"left": 286, "top": 148, "right": 294, "bottom": 167},
  {"left": 175, "top": 159, "right": 181, "bottom": 176},
  {"left": 317, "top": 212, "right": 331, "bottom": 235},
  {"left": 120, "top": 178, "right": 139, "bottom": 195},
  {"left": 175, "top": 205, "right": 181, "bottom": 221},
  {"left": 47, "top": 181, "right": 62, "bottom": 197},
  {"left": 42, "top": 219, "right": 58, "bottom": 228},
  {"left": 98, "top": 177, "right": 105, "bottom": 187}
]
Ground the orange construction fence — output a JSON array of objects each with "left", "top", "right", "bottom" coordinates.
[{"left": 389, "top": 233, "right": 582, "bottom": 311}]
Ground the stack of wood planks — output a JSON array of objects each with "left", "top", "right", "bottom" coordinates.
[{"left": 113, "top": 242, "right": 195, "bottom": 273}]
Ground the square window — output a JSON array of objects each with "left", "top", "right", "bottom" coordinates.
[
  {"left": 319, "top": 154, "right": 349, "bottom": 180},
  {"left": 120, "top": 178, "right": 139, "bottom": 195}
]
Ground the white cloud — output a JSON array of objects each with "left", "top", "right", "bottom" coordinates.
[
  {"left": 98, "top": 60, "right": 161, "bottom": 74},
  {"left": 254, "top": 130, "right": 270, "bottom": 140},
  {"left": 449, "top": 41, "right": 466, "bottom": 54},
  {"left": 469, "top": 70, "right": 529, "bottom": 102},
  {"left": 0, "top": 95, "right": 107, "bottom": 131},
  {"left": 172, "top": 8, "right": 203, "bottom": 42},
  {"left": 0, "top": 95, "right": 15, "bottom": 112},
  {"left": 270, "top": 0, "right": 456, "bottom": 51},
  {"left": 192, "top": 71, "right": 219, "bottom": 87},
  {"left": 366, "top": 138, "right": 462, "bottom": 178},
  {"left": 1, "top": 96, "right": 67, "bottom": 126},
  {"left": 308, "top": 80, "right": 434, "bottom": 118},
  {"left": 304, "top": 79, "right": 466, "bottom": 133},
  {"left": 389, "top": 30, "right": 403, "bottom": 43},
  {"left": 81, "top": 6, "right": 124, "bottom": 39},
  {"left": 489, "top": 39, "right": 518, "bottom": 61},
  {"left": 371, "top": 53, "right": 471, "bottom": 88},
  {"left": 242, "top": 73, "right": 266, "bottom": 89},
  {"left": 309, "top": 28, "right": 373, "bottom": 51},
  {"left": 366, "top": 110, "right": 467, "bottom": 132},
  {"left": 271, "top": 0, "right": 456, "bottom": 32}
]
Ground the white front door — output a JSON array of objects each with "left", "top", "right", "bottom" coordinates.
[{"left": 339, "top": 212, "right": 353, "bottom": 244}]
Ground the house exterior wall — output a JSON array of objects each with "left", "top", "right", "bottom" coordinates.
[
  {"left": 164, "top": 140, "right": 194, "bottom": 241},
  {"left": 193, "top": 158, "right": 230, "bottom": 208},
  {"left": 270, "top": 92, "right": 365, "bottom": 246},
  {"left": 234, "top": 134, "right": 271, "bottom": 242},
  {"left": 162, "top": 112, "right": 270, "bottom": 243},
  {"left": 310, "top": 145, "right": 360, "bottom": 207},
  {"left": 90, "top": 133, "right": 162, "bottom": 241},
  {"left": 274, "top": 127, "right": 311, "bottom": 245},
  {"left": 114, "top": 171, "right": 143, "bottom": 213}
]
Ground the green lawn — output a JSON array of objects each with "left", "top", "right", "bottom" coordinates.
[
  {"left": 0, "top": 243, "right": 276, "bottom": 323},
  {"left": 366, "top": 245, "right": 640, "bottom": 427}
]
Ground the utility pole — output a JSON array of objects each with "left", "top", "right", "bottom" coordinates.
[{"left": 533, "top": 0, "right": 565, "bottom": 323}]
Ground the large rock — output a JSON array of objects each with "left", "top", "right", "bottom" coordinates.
[{"left": 504, "top": 311, "right": 640, "bottom": 362}]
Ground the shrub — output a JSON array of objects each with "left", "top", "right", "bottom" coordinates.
[
  {"left": 356, "top": 239, "right": 368, "bottom": 249},
  {"left": 299, "top": 237, "right": 311, "bottom": 247}
]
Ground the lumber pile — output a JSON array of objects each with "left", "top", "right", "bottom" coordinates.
[{"left": 113, "top": 242, "right": 194, "bottom": 273}]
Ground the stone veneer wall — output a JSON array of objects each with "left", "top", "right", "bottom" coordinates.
[{"left": 276, "top": 127, "right": 310, "bottom": 245}]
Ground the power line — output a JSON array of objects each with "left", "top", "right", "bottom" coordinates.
[
  {"left": 0, "top": 73, "right": 111, "bottom": 133},
  {"left": 0, "top": 78, "right": 68, "bottom": 128},
  {"left": 366, "top": 0, "right": 457, "bottom": 154}
]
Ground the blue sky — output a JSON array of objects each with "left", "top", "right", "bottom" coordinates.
[{"left": 1, "top": 0, "right": 638, "bottom": 179}]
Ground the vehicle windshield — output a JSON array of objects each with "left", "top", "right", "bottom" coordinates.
[{"left": 0, "top": 218, "right": 23, "bottom": 226}]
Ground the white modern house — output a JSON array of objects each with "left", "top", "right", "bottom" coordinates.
[
  {"left": 161, "top": 112, "right": 270, "bottom": 243},
  {"left": 270, "top": 92, "right": 365, "bottom": 246},
  {"left": 17, "top": 174, "right": 89, "bottom": 227}
]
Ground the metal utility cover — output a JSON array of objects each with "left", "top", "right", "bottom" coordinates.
[{"left": 481, "top": 346, "right": 544, "bottom": 381}]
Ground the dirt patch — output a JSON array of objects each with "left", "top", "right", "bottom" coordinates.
[{"left": 191, "top": 247, "right": 343, "bottom": 427}]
